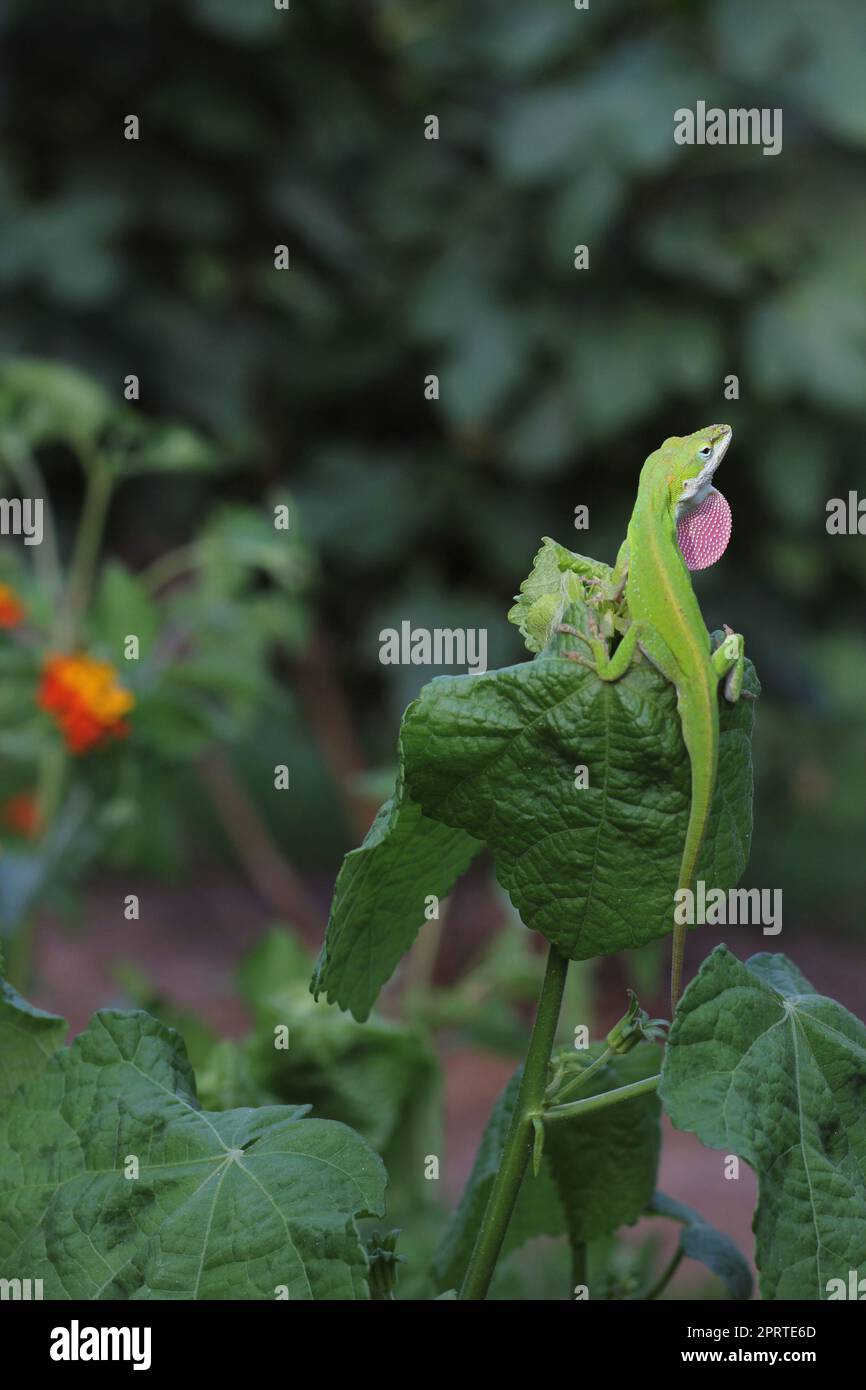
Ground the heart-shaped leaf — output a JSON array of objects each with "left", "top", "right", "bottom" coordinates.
[
  {"left": 402, "top": 647, "right": 756, "bottom": 961},
  {"left": 0, "top": 980, "right": 66, "bottom": 1100},
  {"left": 311, "top": 776, "right": 481, "bottom": 1020},
  {"left": 660, "top": 947, "right": 866, "bottom": 1300},
  {"left": 0, "top": 1007, "right": 386, "bottom": 1300}
]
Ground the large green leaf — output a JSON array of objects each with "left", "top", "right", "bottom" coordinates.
[
  {"left": 0, "top": 1007, "right": 386, "bottom": 1300},
  {"left": 660, "top": 947, "right": 866, "bottom": 1300},
  {"left": 544, "top": 1043, "right": 662, "bottom": 1246},
  {"left": 434, "top": 1043, "right": 661, "bottom": 1291},
  {"left": 311, "top": 776, "right": 481, "bottom": 1021},
  {"left": 402, "top": 644, "right": 757, "bottom": 961},
  {"left": 0, "top": 980, "right": 66, "bottom": 1100}
]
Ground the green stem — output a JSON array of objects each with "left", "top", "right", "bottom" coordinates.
[
  {"left": 459, "top": 945, "right": 569, "bottom": 1301},
  {"left": 547, "top": 1045, "right": 613, "bottom": 1104},
  {"left": 544, "top": 1073, "right": 661, "bottom": 1124},
  {"left": 56, "top": 458, "right": 113, "bottom": 647},
  {"left": 403, "top": 898, "right": 448, "bottom": 999},
  {"left": 36, "top": 739, "right": 66, "bottom": 827},
  {"left": 1, "top": 439, "right": 63, "bottom": 599},
  {"left": 644, "top": 1245, "right": 684, "bottom": 1301}
]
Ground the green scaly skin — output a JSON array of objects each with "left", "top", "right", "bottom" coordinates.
[{"left": 560, "top": 425, "right": 746, "bottom": 1011}]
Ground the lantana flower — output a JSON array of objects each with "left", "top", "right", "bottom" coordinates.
[
  {"left": 38, "top": 652, "right": 135, "bottom": 755},
  {"left": 0, "top": 583, "right": 25, "bottom": 628}
]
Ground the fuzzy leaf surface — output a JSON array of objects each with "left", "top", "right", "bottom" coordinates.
[
  {"left": 0, "top": 1008, "right": 386, "bottom": 1300},
  {"left": 0, "top": 980, "right": 66, "bottom": 1100},
  {"left": 312, "top": 777, "right": 480, "bottom": 1020},
  {"left": 660, "top": 947, "right": 866, "bottom": 1300},
  {"left": 402, "top": 648, "right": 757, "bottom": 959}
]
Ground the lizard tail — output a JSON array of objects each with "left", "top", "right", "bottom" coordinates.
[{"left": 670, "top": 745, "right": 716, "bottom": 1011}]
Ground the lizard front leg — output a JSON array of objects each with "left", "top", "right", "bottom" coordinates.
[
  {"left": 557, "top": 618, "right": 685, "bottom": 688},
  {"left": 556, "top": 620, "right": 641, "bottom": 680}
]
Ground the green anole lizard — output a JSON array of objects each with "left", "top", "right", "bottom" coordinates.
[{"left": 558, "top": 424, "right": 747, "bottom": 1011}]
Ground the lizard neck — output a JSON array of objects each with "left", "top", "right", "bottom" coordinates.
[
  {"left": 626, "top": 454, "right": 679, "bottom": 583},
  {"left": 625, "top": 450, "right": 712, "bottom": 669},
  {"left": 633, "top": 450, "right": 677, "bottom": 535}
]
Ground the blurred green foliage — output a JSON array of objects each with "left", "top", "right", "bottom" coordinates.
[
  {"left": 0, "top": 359, "right": 315, "bottom": 929},
  {"left": 1, "top": 0, "right": 865, "bottom": 928}
]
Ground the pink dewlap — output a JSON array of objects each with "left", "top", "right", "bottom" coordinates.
[{"left": 677, "top": 488, "right": 731, "bottom": 571}]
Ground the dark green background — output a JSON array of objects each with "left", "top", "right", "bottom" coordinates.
[{"left": 2, "top": 0, "right": 865, "bottom": 935}]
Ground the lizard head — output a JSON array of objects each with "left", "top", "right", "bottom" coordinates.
[
  {"left": 662, "top": 424, "right": 733, "bottom": 571},
  {"left": 671, "top": 424, "right": 732, "bottom": 514}
]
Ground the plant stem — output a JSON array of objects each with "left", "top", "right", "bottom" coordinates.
[
  {"left": 1, "top": 438, "right": 63, "bottom": 600},
  {"left": 547, "top": 1045, "right": 613, "bottom": 1103},
  {"left": 56, "top": 457, "right": 113, "bottom": 647},
  {"left": 403, "top": 901, "right": 447, "bottom": 998},
  {"left": 36, "top": 740, "right": 66, "bottom": 827},
  {"left": 544, "top": 1073, "right": 660, "bottom": 1124},
  {"left": 295, "top": 630, "right": 380, "bottom": 840},
  {"left": 198, "top": 748, "right": 324, "bottom": 935},
  {"left": 459, "top": 944, "right": 569, "bottom": 1301},
  {"left": 644, "top": 1245, "right": 684, "bottom": 1301}
]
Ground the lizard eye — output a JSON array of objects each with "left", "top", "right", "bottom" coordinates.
[{"left": 698, "top": 445, "right": 713, "bottom": 459}]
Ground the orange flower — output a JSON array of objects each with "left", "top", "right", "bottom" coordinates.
[
  {"left": 38, "top": 652, "right": 135, "bottom": 755},
  {"left": 0, "top": 583, "right": 25, "bottom": 628},
  {"left": 2, "top": 791, "right": 42, "bottom": 838}
]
